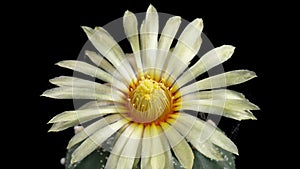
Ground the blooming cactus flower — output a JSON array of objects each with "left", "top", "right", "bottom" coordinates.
[{"left": 43, "top": 5, "right": 259, "bottom": 169}]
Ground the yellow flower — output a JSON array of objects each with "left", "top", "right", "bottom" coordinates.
[{"left": 43, "top": 5, "right": 259, "bottom": 169}]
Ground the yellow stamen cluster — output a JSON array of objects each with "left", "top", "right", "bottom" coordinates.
[{"left": 128, "top": 76, "right": 172, "bottom": 124}]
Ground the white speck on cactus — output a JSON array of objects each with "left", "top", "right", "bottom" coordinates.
[
  {"left": 60, "top": 157, "right": 66, "bottom": 165},
  {"left": 74, "top": 125, "right": 84, "bottom": 134}
]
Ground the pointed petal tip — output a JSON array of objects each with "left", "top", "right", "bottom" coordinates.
[
  {"left": 48, "top": 113, "right": 69, "bottom": 123},
  {"left": 148, "top": 4, "right": 156, "bottom": 11},
  {"left": 256, "top": 106, "right": 261, "bottom": 110},
  {"left": 94, "top": 26, "right": 101, "bottom": 31},
  {"left": 241, "top": 70, "right": 257, "bottom": 77},
  {"left": 48, "top": 127, "right": 59, "bottom": 132},
  {"left": 67, "top": 143, "right": 73, "bottom": 150},
  {"left": 54, "top": 61, "right": 63, "bottom": 66},
  {"left": 251, "top": 116, "right": 258, "bottom": 120},
  {"left": 81, "top": 26, "right": 93, "bottom": 36},
  {"left": 170, "top": 16, "right": 181, "bottom": 22},
  {"left": 40, "top": 90, "right": 56, "bottom": 99},
  {"left": 48, "top": 129, "right": 56, "bottom": 132},
  {"left": 233, "top": 144, "right": 239, "bottom": 155},
  {"left": 70, "top": 156, "right": 78, "bottom": 165},
  {"left": 70, "top": 153, "right": 81, "bottom": 165},
  {"left": 222, "top": 44, "right": 236, "bottom": 51},
  {"left": 234, "top": 149, "right": 239, "bottom": 156},
  {"left": 81, "top": 26, "right": 91, "bottom": 31},
  {"left": 124, "top": 10, "right": 132, "bottom": 15},
  {"left": 196, "top": 18, "right": 203, "bottom": 22},
  {"left": 194, "top": 18, "right": 203, "bottom": 25},
  {"left": 222, "top": 142, "right": 239, "bottom": 156},
  {"left": 41, "top": 91, "right": 50, "bottom": 97},
  {"left": 239, "top": 113, "right": 257, "bottom": 121},
  {"left": 47, "top": 118, "right": 55, "bottom": 124},
  {"left": 48, "top": 78, "right": 55, "bottom": 84},
  {"left": 49, "top": 76, "right": 62, "bottom": 84},
  {"left": 190, "top": 18, "right": 204, "bottom": 30},
  {"left": 175, "top": 16, "right": 182, "bottom": 20},
  {"left": 250, "top": 71, "right": 257, "bottom": 77},
  {"left": 250, "top": 103, "right": 260, "bottom": 110},
  {"left": 240, "top": 70, "right": 258, "bottom": 79}
]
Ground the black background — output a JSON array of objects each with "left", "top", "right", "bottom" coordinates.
[{"left": 11, "top": 0, "right": 286, "bottom": 168}]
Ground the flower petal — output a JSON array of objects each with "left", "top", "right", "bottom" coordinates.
[
  {"left": 180, "top": 89, "right": 246, "bottom": 100},
  {"left": 151, "top": 153, "right": 165, "bottom": 169},
  {"left": 173, "top": 113, "right": 238, "bottom": 158},
  {"left": 155, "top": 16, "right": 181, "bottom": 81},
  {"left": 183, "top": 113, "right": 238, "bottom": 155},
  {"left": 163, "top": 18, "right": 203, "bottom": 82},
  {"left": 67, "top": 114, "right": 123, "bottom": 149},
  {"left": 153, "top": 125, "right": 174, "bottom": 169},
  {"left": 48, "top": 106, "right": 127, "bottom": 124},
  {"left": 82, "top": 26, "right": 136, "bottom": 84},
  {"left": 85, "top": 50, "right": 124, "bottom": 80},
  {"left": 120, "top": 124, "right": 143, "bottom": 158},
  {"left": 56, "top": 60, "right": 128, "bottom": 92},
  {"left": 141, "top": 5, "right": 159, "bottom": 76},
  {"left": 78, "top": 101, "right": 115, "bottom": 110},
  {"left": 174, "top": 18, "right": 203, "bottom": 64},
  {"left": 175, "top": 100, "right": 257, "bottom": 120},
  {"left": 110, "top": 127, "right": 128, "bottom": 156},
  {"left": 71, "top": 118, "right": 129, "bottom": 164},
  {"left": 176, "top": 99, "right": 259, "bottom": 111},
  {"left": 48, "top": 121, "right": 78, "bottom": 132},
  {"left": 141, "top": 125, "right": 151, "bottom": 169},
  {"left": 123, "top": 10, "right": 143, "bottom": 76},
  {"left": 104, "top": 153, "right": 119, "bottom": 169},
  {"left": 224, "top": 100, "right": 259, "bottom": 110},
  {"left": 178, "top": 70, "right": 257, "bottom": 97},
  {"left": 150, "top": 124, "right": 166, "bottom": 169},
  {"left": 170, "top": 114, "right": 222, "bottom": 160},
  {"left": 194, "top": 141, "right": 224, "bottom": 161},
  {"left": 175, "top": 45, "right": 235, "bottom": 89},
  {"left": 105, "top": 123, "right": 137, "bottom": 168},
  {"left": 161, "top": 122, "right": 194, "bottom": 169},
  {"left": 42, "top": 87, "right": 124, "bottom": 102},
  {"left": 208, "top": 129, "right": 239, "bottom": 156},
  {"left": 117, "top": 124, "right": 143, "bottom": 168},
  {"left": 49, "top": 76, "right": 125, "bottom": 96},
  {"left": 163, "top": 149, "right": 174, "bottom": 169},
  {"left": 123, "top": 10, "right": 140, "bottom": 53}
]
